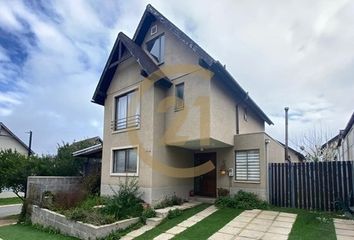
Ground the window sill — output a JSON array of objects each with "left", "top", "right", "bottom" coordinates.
[
  {"left": 234, "top": 180, "right": 260, "bottom": 184},
  {"left": 110, "top": 173, "right": 138, "bottom": 177},
  {"left": 112, "top": 126, "right": 140, "bottom": 134},
  {"left": 174, "top": 107, "right": 184, "bottom": 112}
]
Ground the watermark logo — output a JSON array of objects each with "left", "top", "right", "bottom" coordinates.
[{"left": 126, "top": 64, "right": 216, "bottom": 178}]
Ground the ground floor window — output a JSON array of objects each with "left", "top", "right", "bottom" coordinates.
[
  {"left": 235, "top": 149, "right": 260, "bottom": 182},
  {"left": 112, "top": 148, "right": 138, "bottom": 175}
]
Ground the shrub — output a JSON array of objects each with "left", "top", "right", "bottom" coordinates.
[
  {"left": 51, "top": 190, "right": 87, "bottom": 210},
  {"left": 65, "top": 208, "right": 115, "bottom": 226},
  {"left": 82, "top": 172, "right": 101, "bottom": 196},
  {"left": 140, "top": 206, "right": 156, "bottom": 223},
  {"left": 217, "top": 188, "right": 230, "bottom": 197},
  {"left": 167, "top": 209, "right": 182, "bottom": 219},
  {"left": 155, "top": 194, "right": 184, "bottom": 209},
  {"left": 215, "top": 190, "right": 269, "bottom": 209},
  {"left": 102, "top": 179, "right": 143, "bottom": 220}
]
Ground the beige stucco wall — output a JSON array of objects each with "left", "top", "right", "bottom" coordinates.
[
  {"left": 215, "top": 132, "right": 280, "bottom": 200},
  {"left": 101, "top": 57, "right": 155, "bottom": 201},
  {"left": 0, "top": 128, "right": 28, "bottom": 155}
]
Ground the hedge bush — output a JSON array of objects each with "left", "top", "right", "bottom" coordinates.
[{"left": 215, "top": 190, "right": 269, "bottom": 209}]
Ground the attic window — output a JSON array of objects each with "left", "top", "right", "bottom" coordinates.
[
  {"left": 151, "top": 25, "right": 157, "bottom": 35},
  {"left": 146, "top": 34, "right": 165, "bottom": 64}
]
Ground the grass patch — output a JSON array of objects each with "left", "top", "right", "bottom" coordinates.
[
  {"left": 271, "top": 207, "right": 338, "bottom": 240},
  {"left": 135, "top": 203, "right": 209, "bottom": 240},
  {"left": 0, "top": 224, "right": 78, "bottom": 240},
  {"left": 174, "top": 207, "right": 243, "bottom": 239},
  {"left": 0, "top": 197, "right": 22, "bottom": 206}
]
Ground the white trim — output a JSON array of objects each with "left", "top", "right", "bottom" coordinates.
[
  {"left": 110, "top": 145, "right": 139, "bottom": 177},
  {"left": 111, "top": 84, "right": 141, "bottom": 134},
  {"left": 233, "top": 181, "right": 261, "bottom": 184}
]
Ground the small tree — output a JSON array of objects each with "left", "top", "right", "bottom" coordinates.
[
  {"left": 292, "top": 126, "right": 338, "bottom": 162},
  {"left": 0, "top": 150, "right": 32, "bottom": 200}
]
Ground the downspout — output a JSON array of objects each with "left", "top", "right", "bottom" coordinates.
[
  {"left": 235, "top": 92, "right": 249, "bottom": 135},
  {"left": 265, "top": 139, "right": 270, "bottom": 202},
  {"left": 285, "top": 107, "right": 289, "bottom": 162}
]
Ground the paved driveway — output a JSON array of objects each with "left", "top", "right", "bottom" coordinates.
[
  {"left": 0, "top": 204, "right": 22, "bottom": 218},
  {"left": 209, "top": 209, "right": 297, "bottom": 240}
]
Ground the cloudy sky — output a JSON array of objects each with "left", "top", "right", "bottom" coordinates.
[{"left": 0, "top": 0, "right": 353, "bottom": 154}]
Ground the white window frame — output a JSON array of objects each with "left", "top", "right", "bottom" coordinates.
[
  {"left": 110, "top": 145, "right": 139, "bottom": 177},
  {"left": 234, "top": 149, "right": 260, "bottom": 183},
  {"left": 111, "top": 85, "right": 141, "bottom": 134}
]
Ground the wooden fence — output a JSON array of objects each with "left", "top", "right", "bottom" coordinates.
[{"left": 268, "top": 161, "right": 354, "bottom": 211}]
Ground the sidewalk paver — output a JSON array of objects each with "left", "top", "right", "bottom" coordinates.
[
  {"left": 208, "top": 210, "right": 297, "bottom": 240},
  {"left": 334, "top": 218, "right": 354, "bottom": 240}
]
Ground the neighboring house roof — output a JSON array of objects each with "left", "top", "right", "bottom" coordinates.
[
  {"left": 337, "top": 112, "right": 354, "bottom": 147},
  {"left": 276, "top": 140, "right": 305, "bottom": 162},
  {"left": 321, "top": 134, "right": 340, "bottom": 149},
  {"left": 72, "top": 143, "right": 102, "bottom": 158},
  {"left": 92, "top": 4, "right": 273, "bottom": 125},
  {"left": 0, "top": 122, "right": 34, "bottom": 154},
  {"left": 71, "top": 136, "right": 102, "bottom": 149},
  {"left": 342, "top": 112, "right": 354, "bottom": 139}
]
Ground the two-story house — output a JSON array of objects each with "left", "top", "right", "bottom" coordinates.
[
  {"left": 92, "top": 5, "right": 301, "bottom": 204},
  {"left": 0, "top": 122, "right": 33, "bottom": 155}
]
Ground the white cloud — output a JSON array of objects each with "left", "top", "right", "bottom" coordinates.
[{"left": 0, "top": 0, "right": 353, "bottom": 153}]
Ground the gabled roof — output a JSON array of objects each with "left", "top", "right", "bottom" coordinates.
[
  {"left": 92, "top": 4, "right": 273, "bottom": 125},
  {"left": 0, "top": 122, "right": 34, "bottom": 154},
  {"left": 92, "top": 32, "right": 171, "bottom": 105}
]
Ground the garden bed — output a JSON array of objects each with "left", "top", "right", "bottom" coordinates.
[{"left": 31, "top": 205, "right": 139, "bottom": 240}]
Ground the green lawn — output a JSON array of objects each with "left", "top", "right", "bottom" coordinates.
[
  {"left": 135, "top": 203, "right": 210, "bottom": 240},
  {"left": 0, "top": 224, "right": 78, "bottom": 240},
  {"left": 173, "top": 207, "right": 243, "bottom": 239},
  {"left": 0, "top": 197, "right": 22, "bottom": 206},
  {"left": 272, "top": 207, "right": 339, "bottom": 240}
]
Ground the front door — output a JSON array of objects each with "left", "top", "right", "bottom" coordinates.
[{"left": 194, "top": 152, "right": 217, "bottom": 197}]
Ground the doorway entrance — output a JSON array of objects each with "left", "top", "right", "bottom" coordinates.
[{"left": 194, "top": 152, "right": 217, "bottom": 197}]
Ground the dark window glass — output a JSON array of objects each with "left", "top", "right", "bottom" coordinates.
[
  {"left": 146, "top": 35, "right": 165, "bottom": 64},
  {"left": 112, "top": 148, "right": 138, "bottom": 174},
  {"left": 175, "top": 83, "right": 184, "bottom": 110}
]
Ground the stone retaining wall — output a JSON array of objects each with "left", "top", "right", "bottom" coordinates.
[
  {"left": 27, "top": 176, "right": 82, "bottom": 205},
  {"left": 31, "top": 205, "right": 139, "bottom": 240}
]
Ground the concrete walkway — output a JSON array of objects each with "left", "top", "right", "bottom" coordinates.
[
  {"left": 334, "top": 218, "right": 354, "bottom": 240},
  {"left": 121, "top": 201, "right": 202, "bottom": 240},
  {"left": 209, "top": 209, "right": 297, "bottom": 240},
  {"left": 0, "top": 204, "right": 22, "bottom": 218},
  {"left": 153, "top": 205, "right": 218, "bottom": 240}
]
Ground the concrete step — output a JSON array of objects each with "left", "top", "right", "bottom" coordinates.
[
  {"left": 155, "top": 201, "right": 202, "bottom": 218},
  {"left": 146, "top": 217, "right": 163, "bottom": 226},
  {"left": 189, "top": 196, "right": 216, "bottom": 204}
]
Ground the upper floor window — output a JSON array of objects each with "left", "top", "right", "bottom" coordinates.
[
  {"left": 113, "top": 89, "right": 140, "bottom": 131},
  {"left": 235, "top": 149, "right": 260, "bottom": 182},
  {"left": 175, "top": 82, "right": 184, "bottom": 111},
  {"left": 146, "top": 34, "right": 165, "bottom": 64},
  {"left": 112, "top": 147, "right": 138, "bottom": 175}
]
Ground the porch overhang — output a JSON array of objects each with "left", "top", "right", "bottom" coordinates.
[{"left": 166, "top": 138, "right": 233, "bottom": 150}]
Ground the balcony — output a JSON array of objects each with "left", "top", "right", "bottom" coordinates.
[{"left": 111, "top": 114, "right": 140, "bottom": 131}]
